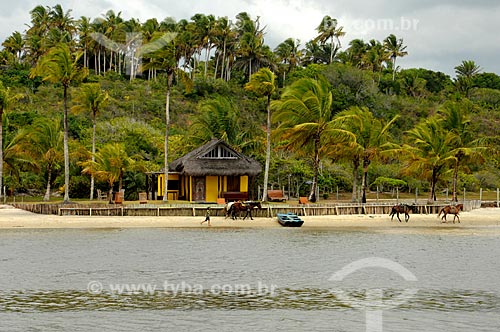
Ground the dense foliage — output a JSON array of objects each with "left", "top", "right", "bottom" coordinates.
[{"left": 1, "top": 4, "right": 499, "bottom": 202}]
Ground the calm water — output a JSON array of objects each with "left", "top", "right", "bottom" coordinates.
[{"left": 0, "top": 224, "right": 499, "bottom": 331}]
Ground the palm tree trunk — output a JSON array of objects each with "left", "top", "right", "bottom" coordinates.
[
  {"left": 90, "top": 116, "right": 96, "bottom": 200},
  {"left": 261, "top": 95, "right": 271, "bottom": 202},
  {"left": 221, "top": 39, "right": 226, "bottom": 80},
  {"left": 204, "top": 46, "right": 209, "bottom": 78},
  {"left": 429, "top": 168, "right": 438, "bottom": 203},
  {"left": 63, "top": 85, "right": 70, "bottom": 203},
  {"left": 362, "top": 158, "right": 370, "bottom": 203},
  {"left": 392, "top": 57, "right": 397, "bottom": 81},
  {"left": 452, "top": 160, "right": 460, "bottom": 202},
  {"left": 163, "top": 72, "right": 172, "bottom": 202},
  {"left": 44, "top": 165, "right": 52, "bottom": 202},
  {"left": 351, "top": 158, "right": 359, "bottom": 202},
  {"left": 0, "top": 109, "right": 3, "bottom": 200},
  {"left": 330, "top": 36, "right": 334, "bottom": 64},
  {"left": 308, "top": 136, "right": 320, "bottom": 202}
]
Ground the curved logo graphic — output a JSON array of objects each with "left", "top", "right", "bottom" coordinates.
[{"left": 329, "top": 257, "right": 419, "bottom": 331}]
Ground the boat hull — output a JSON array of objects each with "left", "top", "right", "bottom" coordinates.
[{"left": 276, "top": 213, "right": 304, "bottom": 227}]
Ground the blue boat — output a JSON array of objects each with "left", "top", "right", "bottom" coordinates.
[{"left": 276, "top": 212, "right": 304, "bottom": 227}]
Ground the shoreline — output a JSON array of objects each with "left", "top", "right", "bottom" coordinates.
[{"left": 1, "top": 205, "right": 500, "bottom": 233}]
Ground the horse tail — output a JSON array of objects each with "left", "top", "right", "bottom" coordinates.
[{"left": 438, "top": 208, "right": 443, "bottom": 217}]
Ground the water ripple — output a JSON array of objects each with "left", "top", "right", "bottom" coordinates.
[{"left": 0, "top": 288, "right": 498, "bottom": 313}]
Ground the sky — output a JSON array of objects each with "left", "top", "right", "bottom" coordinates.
[{"left": 1, "top": 0, "right": 500, "bottom": 77}]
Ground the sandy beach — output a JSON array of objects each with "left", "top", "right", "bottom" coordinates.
[{"left": 0, "top": 204, "right": 499, "bottom": 233}]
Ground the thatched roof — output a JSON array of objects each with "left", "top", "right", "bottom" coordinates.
[{"left": 168, "top": 139, "right": 262, "bottom": 177}]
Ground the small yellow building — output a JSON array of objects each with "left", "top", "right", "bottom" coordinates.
[{"left": 146, "top": 139, "right": 262, "bottom": 202}]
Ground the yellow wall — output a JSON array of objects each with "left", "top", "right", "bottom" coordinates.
[
  {"left": 157, "top": 173, "right": 179, "bottom": 197},
  {"left": 206, "top": 176, "right": 219, "bottom": 202},
  {"left": 240, "top": 176, "right": 249, "bottom": 192}
]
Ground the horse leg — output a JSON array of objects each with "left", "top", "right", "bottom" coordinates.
[
  {"left": 405, "top": 212, "right": 409, "bottom": 222},
  {"left": 397, "top": 212, "right": 402, "bottom": 222}
]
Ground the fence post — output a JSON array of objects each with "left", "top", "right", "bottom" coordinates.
[
  {"left": 497, "top": 188, "right": 499, "bottom": 207},
  {"left": 415, "top": 187, "right": 418, "bottom": 204},
  {"left": 463, "top": 188, "right": 466, "bottom": 203},
  {"left": 480, "top": 188, "right": 483, "bottom": 203}
]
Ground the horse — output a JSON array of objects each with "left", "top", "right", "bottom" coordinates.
[
  {"left": 389, "top": 203, "right": 416, "bottom": 222},
  {"left": 226, "top": 201, "right": 262, "bottom": 220},
  {"left": 438, "top": 204, "right": 463, "bottom": 223}
]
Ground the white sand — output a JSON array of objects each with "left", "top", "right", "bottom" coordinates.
[{"left": 1, "top": 205, "right": 499, "bottom": 233}]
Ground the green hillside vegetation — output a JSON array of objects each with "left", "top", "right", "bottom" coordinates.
[{"left": 1, "top": 5, "right": 499, "bottom": 202}]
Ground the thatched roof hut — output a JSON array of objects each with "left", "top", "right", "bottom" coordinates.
[{"left": 169, "top": 139, "right": 262, "bottom": 176}]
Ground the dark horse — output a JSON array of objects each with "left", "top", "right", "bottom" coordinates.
[
  {"left": 389, "top": 203, "right": 416, "bottom": 222},
  {"left": 438, "top": 204, "right": 463, "bottom": 223},
  {"left": 226, "top": 201, "right": 262, "bottom": 220}
]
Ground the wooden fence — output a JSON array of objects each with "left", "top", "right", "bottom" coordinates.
[{"left": 12, "top": 200, "right": 484, "bottom": 217}]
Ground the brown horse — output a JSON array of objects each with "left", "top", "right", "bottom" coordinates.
[
  {"left": 389, "top": 203, "right": 416, "bottom": 222},
  {"left": 226, "top": 201, "right": 262, "bottom": 220},
  {"left": 438, "top": 204, "right": 463, "bottom": 223}
]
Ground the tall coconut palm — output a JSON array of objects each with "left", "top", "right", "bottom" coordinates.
[
  {"left": 143, "top": 33, "right": 177, "bottom": 202},
  {"left": 235, "top": 12, "right": 270, "bottom": 80},
  {"left": 245, "top": 68, "right": 276, "bottom": 202},
  {"left": 1, "top": 31, "right": 25, "bottom": 63},
  {"left": 72, "top": 83, "right": 109, "bottom": 200},
  {"left": 438, "top": 101, "right": 487, "bottom": 202},
  {"left": 274, "top": 38, "right": 301, "bottom": 86},
  {"left": 30, "top": 43, "right": 88, "bottom": 203},
  {"left": 314, "top": 15, "right": 345, "bottom": 64},
  {"left": 272, "top": 77, "right": 351, "bottom": 202},
  {"left": 401, "top": 117, "right": 456, "bottom": 203},
  {"left": 383, "top": 34, "right": 408, "bottom": 81},
  {"left": 24, "top": 118, "right": 64, "bottom": 201},
  {"left": 335, "top": 107, "right": 398, "bottom": 203},
  {"left": 0, "top": 82, "right": 22, "bottom": 199}
]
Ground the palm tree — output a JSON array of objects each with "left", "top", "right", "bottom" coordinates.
[
  {"left": 302, "top": 40, "right": 330, "bottom": 65},
  {"left": 190, "top": 96, "right": 242, "bottom": 145},
  {"left": 343, "top": 39, "right": 367, "bottom": 68},
  {"left": 1, "top": 31, "right": 25, "bottom": 63},
  {"left": 80, "top": 143, "right": 134, "bottom": 203},
  {"left": 235, "top": 12, "right": 270, "bottom": 80},
  {"left": 400, "top": 117, "right": 456, "bottom": 203},
  {"left": 72, "top": 83, "right": 109, "bottom": 200},
  {"left": 438, "top": 101, "right": 487, "bottom": 202},
  {"left": 30, "top": 43, "right": 88, "bottom": 203},
  {"left": 2, "top": 129, "right": 35, "bottom": 195},
  {"left": 0, "top": 82, "right": 22, "bottom": 200},
  {"left": 274, "top": 38, "right": 301, "bottom": 86},
  {"left": 362, "top": 40, "right": 389, "bottom": 73},
  {"left": 454, "top": 60, "right": 481, "bottom": 96},
  {"left": 76, "top": 16, "right": 92, "bottom": 68},
  {"left": 383, "top": 34, "right": 408, "bottom": 81},
  {"left": 24, "top": 118, "right": 64, "bottom": 201},
  {"left": 245, "top": 68, "right": 276, "bottom": 202},
  {"left": 335, "top": 107, "right": 398, "bottom": 203},
  {"left": 143, "top": 33, "right": 178, "bottom": 202},
  {"left": 272, "top": 77, "right": 350, "bottom": 202},
  {"left": 314, "top": 15, "right": 345, "bottom": 64}
]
